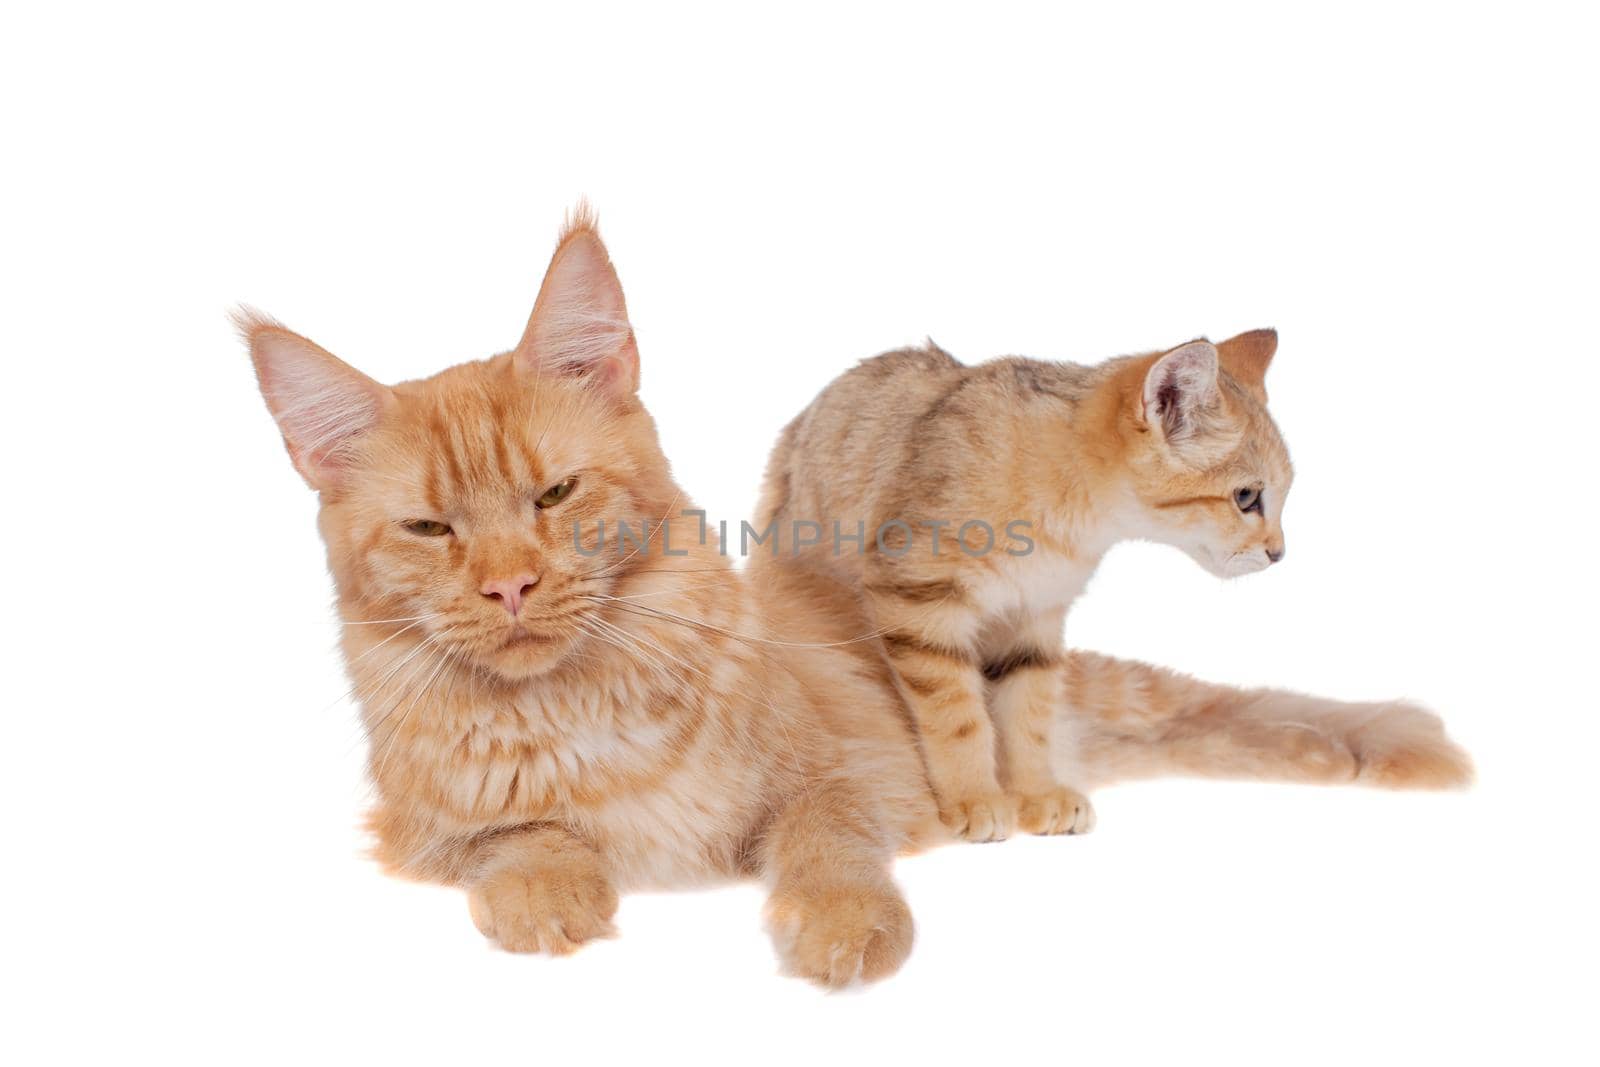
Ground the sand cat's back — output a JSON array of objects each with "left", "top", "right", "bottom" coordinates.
[{"left": 763, "top": 345, "right": 967, "bottom": 553}]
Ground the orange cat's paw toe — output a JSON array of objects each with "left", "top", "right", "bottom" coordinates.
[
  {"left": 766, "top": 879, "right": 914, "bottom": 988},
  {"left": 939, "top": 793, "right": 1017, "bottom": 842},
  {"left": 1017, "top": 785, "right": 1095, "bottom": 835},
  {"left": 468, "top": 864, "right": 618, "bottom": 955}
]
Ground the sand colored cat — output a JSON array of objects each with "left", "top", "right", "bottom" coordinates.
[
  {"left": 756, "top": 330, "right": 1307, "bottom": 840},
  {"left": 243, "top": 209, "right": 1471, "bottom": 986}
]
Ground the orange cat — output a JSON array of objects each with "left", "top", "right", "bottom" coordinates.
[{"left": 243, "top": 209, "right": 1471, "bottom": 986}]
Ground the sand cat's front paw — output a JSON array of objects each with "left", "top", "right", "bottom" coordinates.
[
  {"left": 766, "top": 878, "right": 914, "bottom": 988},
  {"left": 1016, "top": 785, "right": 1095, "bottom": 835},
  {"left": 938, "top": 792, "right": 1017, "bottom": 842},
  {"left": 468, "top": 861, "right": 618, "bottom": 955}
]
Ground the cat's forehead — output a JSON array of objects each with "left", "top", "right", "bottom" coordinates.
[
  {"left": 1238, "top": 408, "right": 1293, "bottom": 484},
  {"left": 1196, "top": 386, "right": 1291, "bottom": 486},
  {"left": 375, "top": 358, "right": 598, "bottom": 504}
]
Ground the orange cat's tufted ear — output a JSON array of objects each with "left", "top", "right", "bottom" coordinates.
[
  {"left": 1141, "top": 340, "right": 1220, "bottom": 443},
  {"left": 515, "top": 203, "right": 640, "bottom": 395},
  {"left": 236, "top": 308, "right": 395, "bottom": 490},
  {"left": 1216, "top": 328, "right": 1277, "bottom": 403}
]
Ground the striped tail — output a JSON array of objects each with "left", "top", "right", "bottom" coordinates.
[{"left": 1057, "top": 651, "right": 1474, "bottom": 791}]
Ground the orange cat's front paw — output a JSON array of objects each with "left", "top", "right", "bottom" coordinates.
[
  {"left": 1016, "top": 785, "right": 1095, "bottom": 835},
  {"left": 938, "top": 792, "right": 1017, "bottom": 842},
  {"left": 766, "top": 879, "right": 914, "bottom": 988},
  {"left": 468, "top": 862, "right": 618, "bottom": 955}
]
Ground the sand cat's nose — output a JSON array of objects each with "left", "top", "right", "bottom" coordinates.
[
  {"left": 481, "top": 574, "right": 539, "bottom": 615},
  {"left": 1266, "top": 545, "right": 1285, "bottom": 564}
]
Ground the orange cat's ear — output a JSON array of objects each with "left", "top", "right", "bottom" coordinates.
[
  {"left": 1140, "top": 340, "right": 1220, "bottom": 443},
  {"left": 236, "top": 308, "right": 395, "bottom": 490},
  {"left": 1216, "top": 328, "right": 1277, "bottom": 403},
  {"left": 515, "top": 204, "right": 640, "bottom": 395}
]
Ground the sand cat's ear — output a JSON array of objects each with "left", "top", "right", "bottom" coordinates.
[
  {"left": 236, "top": 308, "right": 395, "bottom": 491},
  {"left": 1141, "top": 340, "right": 1220, "bottom": 442},
  {"left": 515, "top": 205, "right": 640, "bottom": 395},
  {"left": 1216, "top": 328, "right": 1277, "bottom": 403}
]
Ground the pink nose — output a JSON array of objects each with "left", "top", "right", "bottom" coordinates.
[{"left": 481, "top": 574, "right": 539, "bottom": 615}]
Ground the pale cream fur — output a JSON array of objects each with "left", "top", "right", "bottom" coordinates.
[{"left": 753, "top": 327, "right": 1420, "bottom": 840}]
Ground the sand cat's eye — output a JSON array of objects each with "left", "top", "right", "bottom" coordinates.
[
  {"left": 536, "top": 477, "right": 578, "bottom": 509},
  {"left": 1234, "top": 487, "right": 1263, "bottom": 515},
  {"left": 402, "top": 519, "right": 452, "bottom": 537}
]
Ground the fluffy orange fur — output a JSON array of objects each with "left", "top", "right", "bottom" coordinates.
[{"left": 243, "top": 209, "right": 1471, "bottom": 986}]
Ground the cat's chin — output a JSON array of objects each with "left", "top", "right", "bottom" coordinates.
[
  {"left": 1182, "top": 544, "right": 1269, "bottom": 580},
  {"left": 478, "top": 628, "right": 579, "bottom": 680}
]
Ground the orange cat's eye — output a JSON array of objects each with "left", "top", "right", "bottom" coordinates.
[
  {"left": 536, "top": 477, "right": 578, "bottom": 509},
  {"left": 402, "top": 519, "right": 452, "bottom": 537}
]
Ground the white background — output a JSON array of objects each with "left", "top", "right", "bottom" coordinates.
[{"left": 4, "top": 3, "right": 1597, "bottom": 1064}]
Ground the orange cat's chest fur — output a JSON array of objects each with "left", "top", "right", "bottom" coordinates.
[{"left": 355, "top": 624, "right": 785, "bottom": 888}]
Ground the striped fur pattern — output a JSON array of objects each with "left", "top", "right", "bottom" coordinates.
[
  {"left": 244, "top": 214, "right": 937, "bottom": 986},
  {"left": 754, "top": 327, "right": 1461, "bottom": 841},
  {"left": 244, "top": 212, "right": 1471, "bottom": 986},
  {"left": 1058, "top": 652, "right": 1475, "bottom": 790}
]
